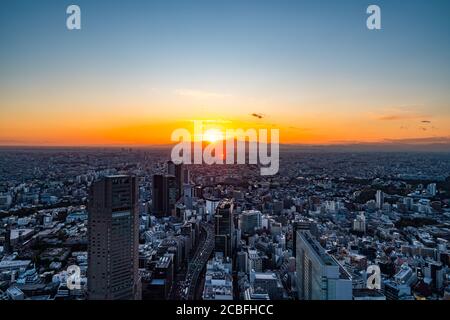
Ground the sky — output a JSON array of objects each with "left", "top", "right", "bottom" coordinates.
[{"left": 0, "top": 0, "right": 449, "bottom": 146}]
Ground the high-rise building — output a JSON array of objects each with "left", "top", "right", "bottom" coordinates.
[
  {"left": 292, "top": 220, "right": 314, "bottom": 256},
  {"left": 164, "top": 175, "right": 178, "bottom": 216},
  {"left": 247, "top": 248, "right": 263, "bottom": 272},
  {"left": 152, "top": 174, "right": 165, "bottom": 217},
  {"left": 87, "top": 175, "right": 140, "bottom": 300},
  {"left": 152, "top": 174, "right": 179, "bottom": 218},
  {"left": 376, "top": 190, "right": 384, "bottom": 209},
  {"left": 239, "top": 210, "right": 262, "bottom": 235},
  {"left": 206, "top": 197, "right": 220, "bottom": 220},
  {"left": 167, "top": 160, "right": 188, "bottom": 196},
  {"left": 353, "top": 213, "right": 366, "bottom": 233},
  {"left": 3, "top": 224, "right": 11, "bottom": 255},
  {"left": 236, "top": 250, "right": 248, "bottom": 273},
  {"left": 214, "top": 199, "right": 234, "bottom": 259},
  {"left": 296, "top": 231, "right": 352, "bottom": 300},
  {"left": 427, "top": 183, "right": 437, "bottom": 196},
  {"left": 183, "top": 184, "right": 193, "bottom": 209}
]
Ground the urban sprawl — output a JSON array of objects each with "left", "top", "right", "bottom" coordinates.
[{"left": 0, "top": 147, "right": 450, "bottom": 301}]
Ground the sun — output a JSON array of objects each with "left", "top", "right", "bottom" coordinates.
[{"left": 203, "top": 128, "right": 224, "bottom": 143}]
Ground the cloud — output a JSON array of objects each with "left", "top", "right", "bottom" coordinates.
[
  {"left": 383, "top": 136, "right": 450, "bottom": 144},
  {"left": 373, "top": 106, "right": 430, "bottom": 121},
  {"left": 377, "top": 113, "right": 427, "bottom": 121},
  {"left": 175, "top": 89, "right": 231, "bottom": 99},
  {"left": 377, "top": 115, "right": 406, "bottom": 121}
]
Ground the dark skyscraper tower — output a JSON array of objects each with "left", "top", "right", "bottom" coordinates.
[
  {"left": 164, "top": 175, "right": 178, "bottom": 216},
  {"left": 167, "top": 160, "right": 186, "bottom": 197},
  {"left": 3, "top": 224, "right": 11, "bottom": 255},
  {"left": 152, "top": 174, "right": 165, "bottom": 218},
  {"left": 88, "top": 175, "right": 140, "bottom": 300},
  {"left": 214, "top": 199, "right": 234, "bottom": 259},
  {"left": 152, "top": 174, "right": 179, "bottom": 218}
]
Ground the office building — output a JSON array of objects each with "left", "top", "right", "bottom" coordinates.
[
  {"left": 376, "top": 190, "right": 384, "bottom": 209},
  {"left": 164, "top": 175, "right": 178, "bottom": 216},
  {"left": 249, "top": 271, "right": 284, "bottom": 300},
  {"left": 214, "top": 199, "right": 234, "bottom": 259},
  {"left": 296, "top": 231, "right": 352, "bottom": 300},
  {"left": 167, "top": 161, "right": 188, "bottom": 196},
  {"left": 87, "top": 175, "right": 140, "bottom": 300},
  {"left": 427, "top": 183, "right": 437, "bottom": 196},
  {"left": 183, "top": 184, "right": 193, "bottom": 210},
  {"left": 353, "top": 213, "right": 366, "bottom": 233},
  {"left": 292, "top": 220, "right": 314, "bottom": 256},
  {"left": 152, "top": 174, "right": 179, "bottom": 218},
  {"left": 152, "top": 174, "right": 165, "bottom": 217},
  {"left": 239, "top": 210, "right": 262, "bottom": 235}
]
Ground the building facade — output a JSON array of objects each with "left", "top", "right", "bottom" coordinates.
[
  {"left": 88, "top": 175, "right": 140, "bottom": 300},
  {"left": 296, "top": 231, "right": 352, "bottom": 300}
]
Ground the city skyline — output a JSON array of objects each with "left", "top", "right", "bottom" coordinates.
[
  {"left": 1, "top": 0, "right": 450, "bottom": 146},
  {"left": 1, "top": 149, "right": 449, "bottom": 302}
]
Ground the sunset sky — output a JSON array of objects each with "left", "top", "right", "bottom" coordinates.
[{"left": 1, "top": 0, "right": 449, "bottom": 146}]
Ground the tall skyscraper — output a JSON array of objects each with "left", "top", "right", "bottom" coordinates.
[
  {"left": 215, "top": 199, "right": 234, "bottom": 259},
  {"left": 3, "top": 224, "right": 11, "bottom": 255},
  {"left": 167, "top": 160, "right": 187, "bottom": 196},
  {"left": 183, "top": 184, "right": 193, "bottom": 209},
  {"left": 296, "top": 231, "right": 352, "bottom": 300},
  {"left": 152, "top": 174, "right": 179, "bottom": 218},
  {"left": 88, "top": 175, "right": 140, "bottom": 300},
  {"left": 164, "top": 175, "right": 178, "bottom": 216},
  {"left": 152, "top": 174, "right": 165, "bottom": 218},
  {"left": 376, "top": 190, "right": 384, "bottom": 209}
]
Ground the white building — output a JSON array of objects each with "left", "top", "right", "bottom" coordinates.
[
  {"left": 203, "top": 253, "right": 233, "bottom": 300},
  {"left": 353, "top": 213, "right": 366, "bottom": 233},
  {"left": 376, "top": 190, "right": 384, "bottom": 209},
  {"left": 296, "top": 231, "right": 353, "bottom": 300}
]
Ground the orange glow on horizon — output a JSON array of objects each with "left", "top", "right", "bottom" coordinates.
[{"left": 1, "top": 110, "right": 449, "bottom": 146}]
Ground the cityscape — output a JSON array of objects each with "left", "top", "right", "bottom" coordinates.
[
  {"left": 0, "top": 147, "right": 450, "bottom": 300},
  {"left": 1, "top": 0, "right": 450, "bottom": 304}
]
